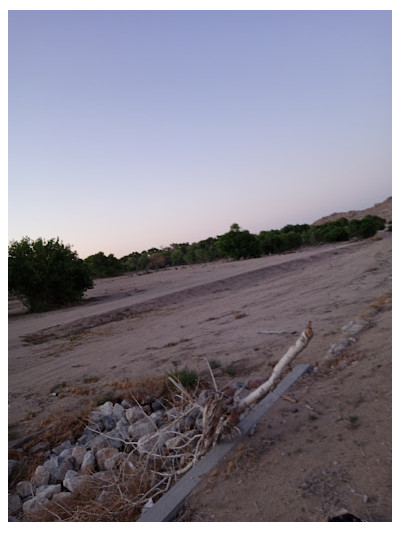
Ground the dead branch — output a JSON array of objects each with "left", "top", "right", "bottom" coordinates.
[{"left": 237, "top": 321, "right": 313, "bottom": 413}]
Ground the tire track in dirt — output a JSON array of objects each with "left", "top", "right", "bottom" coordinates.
[{"left": 22, "top": 240, "right": 371, "bottom": 345}]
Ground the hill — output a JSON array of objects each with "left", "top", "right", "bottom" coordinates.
[{"left": 313, "top": 196, "right": 392, "bottom": 226}]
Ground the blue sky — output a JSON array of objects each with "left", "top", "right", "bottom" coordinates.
[{"left": 8, "top": 8, "right": 392, "bottom": 259}]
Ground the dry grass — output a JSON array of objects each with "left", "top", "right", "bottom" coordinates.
[{"left": 25, "top": 464, "right": 157, "bottom": 522}]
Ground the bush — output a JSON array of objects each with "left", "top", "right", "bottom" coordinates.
[
  {"left": 8, "top": 237, "right": 93, "bottom": 312},
  {"left": 217, "top": 224, "right": 260, "bottom": 260},
  {"left": 84, "top": 251, "right": 123, "bottom": 278},
  {"left": 167, "top": 363, "right": 199, "bottom": 390}
]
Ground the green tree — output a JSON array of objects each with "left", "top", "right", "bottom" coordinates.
[
  {"left": 84, "top": 251, "right": 122, "bottom": 278},
  {"left": 8, "top": 237, "right": 93, "bottom": 312},
  {"left": 217, "top": 224, "right": 260, "bottom": 260}
]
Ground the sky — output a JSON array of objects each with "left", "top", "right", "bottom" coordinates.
[{"left": 8, "top": 6, "right": 392, "bottom": 259}]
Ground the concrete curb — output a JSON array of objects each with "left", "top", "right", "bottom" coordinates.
[{"left": 138, "top": 363, "right": 312, "bottom": 522}]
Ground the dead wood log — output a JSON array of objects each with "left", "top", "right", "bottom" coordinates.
[
  {"left": 236, "top": 321, "right": 313, "bottom": 414},
  {"left": 199, "top": 321, "right": 314, "bottom": 447}
]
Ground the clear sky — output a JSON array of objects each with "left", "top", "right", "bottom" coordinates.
[{"left": 8, "top": 8, "right": 392, "bottom": 259}]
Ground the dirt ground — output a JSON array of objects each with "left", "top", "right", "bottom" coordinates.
[{"left": 8, "top": 231, "right": 392, "bottom": 522}]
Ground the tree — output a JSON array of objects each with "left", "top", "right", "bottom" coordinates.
[
  {"left": 217, "top": 225, "right": 260, "bottom": 260},
  {"left": 8, "top": 237, "right": 93, "bottom": 312},
  {"left": 84, "top": 251, "right": 123, "bottom": 278}
]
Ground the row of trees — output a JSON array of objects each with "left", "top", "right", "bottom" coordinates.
[
  {"left": 9, "top": 214, "right": 386, "bottom": 312},
  {"left": 84, "top": 214, "right": 387, "bottom": 277}
]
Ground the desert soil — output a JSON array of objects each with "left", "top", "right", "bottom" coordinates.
[{"left": 8, "top": 231, "right": 392, "bottom": 522}]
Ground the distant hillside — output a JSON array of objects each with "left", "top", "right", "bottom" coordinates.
[{"left": 313, "top": 197, "right": 392, "bottom": 226}]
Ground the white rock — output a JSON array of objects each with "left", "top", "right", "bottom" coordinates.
[
  {"left": 112, "top": 402, "right": 126, "bottom": 421},
  {"left": 99, "top": 401, "right": 113, "bottom": 416},
  {"left": 96, "top": 448, "right": 119, "bottom": 471},
  {"left": 8, "top": 493, "right": 22, "bottom": 515},
  {"left": 126, "top": 406, "right": 146, "bottom": 424},
  {"left": 71, "top": 445, "right": 88, "bottom": 469},
  {"left": 16, "top": 480, "right": 35, "bottom": 499},
  {"left": 32, "top": 465, "right": 50, "bottom": 487},
  {"left": 81, "top": 450, "right": 96, "bottom": 473},
  {"left": 36, "top": 484, "right": 61, "bottom": 500},
  {"left": 63, "top": 470, "right": 92, "bottom": 493}
]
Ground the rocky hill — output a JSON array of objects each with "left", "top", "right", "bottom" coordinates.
[{"left": 313, "top": 196, "right": 392, "bottom": 226}]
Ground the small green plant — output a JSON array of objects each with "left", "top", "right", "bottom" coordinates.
[
  {"left": 308, "top": 414, "right": 318, "bottom": 421},
  {"left": 167, "top": 364, "right": 199, "bottom": 390},
  {"left": 208, "top": 359, "right": 221, "bottom": 369},
  {"left": 223, "top": 363, "right": 236, "bottom": 378}
]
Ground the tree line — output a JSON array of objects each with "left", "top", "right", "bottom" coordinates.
[
  {"left": 84, "top": 214, "right": 387, "bottom": 277},
  {"left": 8, "top": 214, "right": 387, "bottom": 312}
]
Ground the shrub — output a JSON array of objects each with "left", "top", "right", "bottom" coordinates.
[
  {"left": 84, "top": 251, "right": 122, "bottom": 278},
  {"left": 167, "top": 364, "right": 199, "bottom": 390},
  {"left": 217, "top": 224, "right": 260, "bottom": 260},
  {"left": 8, "top": 237, "right": 93, "bottom": 312}
]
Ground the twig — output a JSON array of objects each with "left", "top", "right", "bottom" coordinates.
[{"left": 204, "top": 357, "right": 219, "bottom": 392}]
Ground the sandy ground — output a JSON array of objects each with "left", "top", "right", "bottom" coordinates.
[{"left": 8, "top": 232, "right": 392, "bottom": 521}]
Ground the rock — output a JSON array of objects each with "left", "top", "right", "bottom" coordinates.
[
  {"left": 81, "top": 450, "right": 96, "bottom": 473},
  {"left": 128, "top": 419, "right": 155, "bottom": 441},
  {"left": 165, "top": 430, "right": 196, "bottom": 450},
  {"left": 104, "top": 452, "right": 132, "bottom": 471},
  {"left": 22, "top": 495, "right": 46, "bottom": 514},
  {"left": 121, "top": 399, "right": 132, "bottom": 409},
  {"left": 184, "top": 409, "right": 202, "bottom": 430},
  {"left": 87, "top": 434, "right": 110, "bottom": 451},
  {"left": 102, "top": 414, "right": 116, "bottom": 431},
  {"left": 32, "top": 465, "right": 50, "bottom": 487},
  {"left": 103, "top": 429, "right": 125, "bottom": 449},
  {"left": 96, "top": 448, "right": 119, "bottom": 471},
  {"left": 77, "top": 428, "right": 97, "bottom": 446},
  {"left": 52, "top": 491, "right": 73, "bottom": 504},
  {"left": 116, "top": 417, "right": 129, "bottom": 430},
  {"left": 8, "top": 493, "right": 22, "bottom": 515},
  {"left": 99, "top": 401, "right": 113, "bottom": 416},
  {"left": 59, "top": 447, "right": 73, "bottom": 459},
  {"left": 88, "top": 410, "right": 105, "bottom": 431},
  {"left": 151, "top": 399, "right": 165, "bottom": 411},
  {"left": 16, "top": 480, "right": 34, "bottom": 499},
  {"left": 150, "top": 410, "right": 165, "bottom": 427},
  {"left": 63, "top": 470, "right": 93, "bottom": 493},
  {"left": 52, "top": 439, "right": 74, "bottom": 455},
  {"left": 71, "top": 446, "right": 88, "bottom": 469},
  {"left": 8, "top": 459, "right": 19, "bottom": 479},
  {"left": 125, "top": 406, "right": 146, "bottom": 424},
  {"left": 36, "top": 484, "right": 61, "bottom": 500},
  {"left": 112, "top": 402, "right": 126, "bottom": 421},
  {"left": 165, "top": 406, "right": 180, "bottom": 420},
  {"left": 137, "top": 431, "right": 169, "bottom": 455},
  {"left": 341, "top": 320, "right": 368, "bottom": 337},
  {"left": 50, "top": 456, "right": 76, "bottom": 482}
]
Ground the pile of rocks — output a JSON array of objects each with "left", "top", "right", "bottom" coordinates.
[
  {"left": 8, "top": 382, "right": 253, "bottom": 521},
  {"left": 8, "top": 396, "right": 170, "bottom": 519}
]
